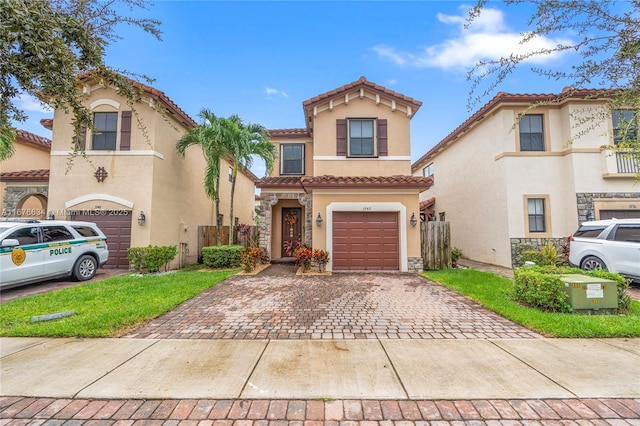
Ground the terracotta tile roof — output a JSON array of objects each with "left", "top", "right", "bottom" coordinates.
[
  {"left": 15, "top": 130, "right": 51, "bottom": 151},
  {"left": 0, "top": 169, "right": 49, "bottom": 181},
  {"left": 78, "top": 72, "right": 197, "bottom": 129},
  {"left": 411, "top": 88, "right": 615, "bottom": 171},
  {"left": 256, "top": 176, "right": 304, "bottom": 189},
  {"left": 268, "top": 128, "right": 311, "bottom": 138},
  {"left": 40, "top": 118, "right": 53, "bottom": 130},
  {"left": 420, "top": 197, "right": 435, "bottom": 211},
  {"left": 303, "top": 76, "right": 423, "bottom": 113},
  {"left": 301, "top": 175, "right": 432, "bottom": 192}
]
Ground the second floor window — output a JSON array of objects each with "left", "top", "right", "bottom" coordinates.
[
  {"left": 612, "top": 109, "right": 638, "bottom": 145},
  {"left": 281, "top": 144, "right": 304, "bottom": 175},
  {"left": 519, "top": 114, "right": 544, "bottom": 151},
  {"left": 92, "top": 112, "right": 118, "bottom": 150},
  {"left": 349, "top": 119, "right": 375, "bottom": 157},
  {"left": 423, "top": 163, "right": 434, "bottom": 179}
]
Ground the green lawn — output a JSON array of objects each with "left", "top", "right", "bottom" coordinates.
[
  {"left": 0, "top": 269, "right": 237, "bottom": 337},
  {"left": 423, "top": 268, "right": 640, "bottom": 338}
]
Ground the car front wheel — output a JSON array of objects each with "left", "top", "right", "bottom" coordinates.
[
  {"left": 73, "top": 255, "right": 97, "bottom": 281},
  {"left": 581, "top": 255, "right": 607, "bottom": 271}
]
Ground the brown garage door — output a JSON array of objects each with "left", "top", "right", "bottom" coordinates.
[
  {"left": 72, "top": 211, "right": 132, "bottom": 268},
  {"left": 599, "top": 210, "right": 640, "bottom": 219},
  {"left": 333, "top": 211, "right": 399, "bottom": 271}
]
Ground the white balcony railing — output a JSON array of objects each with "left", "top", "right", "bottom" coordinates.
[{"left": 615, "top": 151, "right": 640, "bottom": 174}]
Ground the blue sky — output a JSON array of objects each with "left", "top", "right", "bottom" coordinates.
[{"left": 16, "top": 0, "right": 583, "bottom": 176}]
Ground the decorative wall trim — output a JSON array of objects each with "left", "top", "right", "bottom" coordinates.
[
  {"left": 65, "top": 193, "right": 134, "bottom": 209},
  {"left": 51, "top": 150, "right": 164, "bottom": 159},
  {"left": 89, "top": 99, "right": 120, "bottom": 110},
  {"left": 313, "top": 156, "right": 411, "bottom": 161}
]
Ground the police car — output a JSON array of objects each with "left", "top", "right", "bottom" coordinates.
[{"left": 0, "top": 219, "right": 109, "bottom": 289}]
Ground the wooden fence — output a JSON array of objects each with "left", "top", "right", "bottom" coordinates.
[
  {"left": 420, "top": 221, "right": 451, "bottom": 270},
  {"left": 197, "top": 225, "right": 259, "bottom": 261}
]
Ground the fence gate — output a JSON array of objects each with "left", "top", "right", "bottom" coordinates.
[{"left": 421, "top": 221, "right": 451, "bottom": 270}]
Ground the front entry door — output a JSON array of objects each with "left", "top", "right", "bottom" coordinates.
[{"left": 282, "top": 207, "right": 302, "bottom": 256}]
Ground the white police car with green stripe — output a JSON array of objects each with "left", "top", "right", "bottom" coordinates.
[{"left": 0, "top": 220, "right": 109, "bottom": 289}]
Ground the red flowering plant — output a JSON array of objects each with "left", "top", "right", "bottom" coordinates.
[
  {"left": 312, "top": 249, "right": 330, "bottom": 272},
  {"left": 293, "top": 246, "right": 312, "bottom": 271}
]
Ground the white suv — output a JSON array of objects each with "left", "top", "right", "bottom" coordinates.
[
  {"left": 0, "top": 220, "right": 109, "bottom": 289},
  {"left": 568, "top": 219, "right": 640, "bottom": 282}
]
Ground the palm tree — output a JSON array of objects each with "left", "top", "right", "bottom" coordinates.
[
  {"left": 176, "top": 108, "right": 229, "bottom": 245},
  {"left": 223, "top": 115, "right": 276, "bottom": 245}
]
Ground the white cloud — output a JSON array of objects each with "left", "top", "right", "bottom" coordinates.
[
  {"left": 265, "top": 87, "right": 289, "bottom": 98},
  {"left": 374, "top": 5, "right": 572, "bottom": 71},
  {"left": 15, "top": 93, "right": 52, "bottom": 114}
]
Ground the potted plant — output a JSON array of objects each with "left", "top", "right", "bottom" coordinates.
[{"left": 451, "top": 247, "right": 462, "bottom": 268}]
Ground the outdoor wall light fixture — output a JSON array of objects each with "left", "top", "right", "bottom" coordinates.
[
  {"left": 138, "top": 211, "right": 146, "bottom": 226},
  {"left": 316, "top": 213, "right": 323, "bottom": 227},
  {"left": 410, "top": 212, "right": 417, "bottom": 227}
]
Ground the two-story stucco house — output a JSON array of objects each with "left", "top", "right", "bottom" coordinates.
[
  {"left": 46, "top": 75, "right": 257, "bottom": 269},
  {"left": 257, "top": 77, "right": 432, "bottom": 272},
  {"left": 412, "top": 89, "right": 640, "bottom": 268},
  {"left": 1, "top": 130, "right": 52, "bottom": 219}
]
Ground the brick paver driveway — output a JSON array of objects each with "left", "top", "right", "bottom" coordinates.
[{"left": 124, "top": 264, "right": 542, "bottom": 340}]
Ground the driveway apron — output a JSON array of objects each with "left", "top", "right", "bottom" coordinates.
[{"left": 124, "top": 264, "right": 542, "bottom": 339}]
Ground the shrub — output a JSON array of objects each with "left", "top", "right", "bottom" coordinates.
[
  {"left": 514, "top": 265, "right": 632, "bottom": 313},
  {"left": 514, "top": 267, "right": 573, "bottom": 313},
  {"left": 451, "top": 247, "right": 462, "bottom": 266},
  {"left": 240, "top": 246, "right": 267, "bottom": 272},
  {"left": 127, "top": 245, "right": 177, "bottom": 273},
  {"left": 202, "top": 245, "right": 244, "bottom": 269},
  {"left": 294, "top": 246, "right": 312, "bottom": 271},
  {"left": 520, "top": 250, "right": 543, "bottom": 265},
  {"left": 312, "top": 249, "right": 330, "bottom": 271}
]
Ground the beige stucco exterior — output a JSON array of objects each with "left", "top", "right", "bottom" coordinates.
[
  {"left": 258, "top": 77, "right": 429, "bottom": 272},
  {"left": 0, "top": 131, "right": 51, "bottom": 219},
  {"left": 46, "top": 80, "right": 256, "bottom": 268},
  {"left": 412, "top": 93, "right": 640, "bottom": 268}
]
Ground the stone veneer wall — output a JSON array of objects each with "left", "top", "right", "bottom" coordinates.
[
  {"left": 2, "top": 185, "right": 48, "bottom": 217},
  {"left": 259, "top": 192, "right": 312, "bottom": 260},
  {"left": 510, "top": 237, "right": 568, "bottom": 268},
  {"left": 407, "top": 257, "right": 423, "bottom": 273},
  {"left": 576, "top": 192, "right": 640, "bottom": 222}
]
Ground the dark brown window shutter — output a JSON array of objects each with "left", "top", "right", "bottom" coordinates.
[
  {"left": 120, "top": 111, "right": 132, "bottom": 151},
  {"left": 378, "top": 119, "right": 388, "bottom": 156},
  {"left": 76, "top": 126, "right": 86, "bottom": 150},
  {"left": 336, "top": 119, "right": 347, "bottom": 156}
]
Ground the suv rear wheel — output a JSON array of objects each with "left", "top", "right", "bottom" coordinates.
[
  {"left": 581, "top": 255, "right": 607, "bottom": 271},
  {"left": 73, "top": 255, "right": 97, "bottom": 281}
]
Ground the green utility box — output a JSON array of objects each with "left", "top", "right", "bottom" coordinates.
[{"left": 560, "top": 274, "right": 618, "bottom": 314}]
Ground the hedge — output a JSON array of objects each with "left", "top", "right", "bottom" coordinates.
[
  {"left": 127, "top": 245, "right": 177, "bottom": 273},
  {"left": 202, "top": 245, "right": 244, "bottom": 269}
]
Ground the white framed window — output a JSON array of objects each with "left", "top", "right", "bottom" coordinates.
[
  {"left": 423, "top": 163, "right": 434, "bottom": 179},
  {"left": 524, "top": 195, "right": 551, "bottom": 237},
  {"left": 612, "top": 109, "right": 638, "bottom": 145},
  {"left": 92, "top": 112, "right": 118, "bottom": 150},
  {"left": 280, "top": 143, "right": 305, "bottom": 175},
  {"left": 348, "top": 118, "right": 376, "bottom": 157},
  {"left": 228, "top": 167, "right": 233, "bottom": 182},
  {"left": 519, "top": 114, "right": 544, "bottom": 151}
]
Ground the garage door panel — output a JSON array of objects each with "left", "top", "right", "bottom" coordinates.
[
  {"left": 72, "top": 211, "right": 131, "bottom": 269},
  {"left": 332, "top": 211, "right": 399, "bottom": 271}
]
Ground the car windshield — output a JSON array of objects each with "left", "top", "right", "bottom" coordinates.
[
  {"left": 0, "top": 226, "right": 11, "bottom": 234},
  {"left": 574, "top": 225, "right": 607, "bottom": 238}
]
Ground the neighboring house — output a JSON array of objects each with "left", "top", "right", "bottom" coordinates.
[
  {"left": 0, "top": 129, "right": 52, "bottom": 219},
  {"left": 46, "top": 76, "right": 257, "bottom": 268},
  {"left": 412, "top": 88, "right": 640, "bottom": 268},
  {"left": 257, "top": 77, "right": 432, "bottom": 272}
]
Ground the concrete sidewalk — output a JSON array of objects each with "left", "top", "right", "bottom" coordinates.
[{"left": 2, "top": 337, "right": 639, "bottom": 400}]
